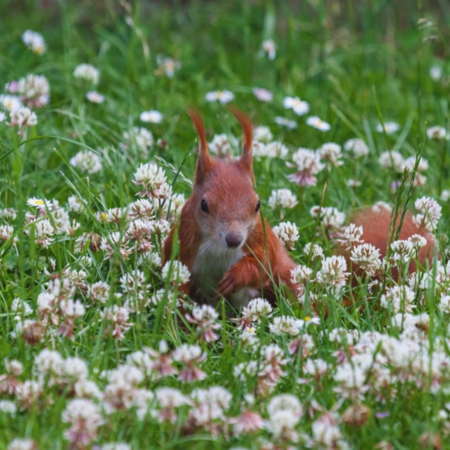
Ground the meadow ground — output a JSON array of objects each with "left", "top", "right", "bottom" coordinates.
[{"left": 1, "top": 1, "right": 450, "bottom": 449}]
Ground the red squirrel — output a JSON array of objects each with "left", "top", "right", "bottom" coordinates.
[
  {"left": 163, "top": 109, "right": 298, "bottom": 307},
  {"left": 163, "top": 109, "right": 435, "bottom": 308}
]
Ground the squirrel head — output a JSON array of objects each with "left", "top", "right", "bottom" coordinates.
[{"left": 187, "top": 108, "right": 260, "bottom": 252}]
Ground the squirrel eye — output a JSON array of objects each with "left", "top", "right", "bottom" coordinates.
[
  {"left": 255, "top": 200, "right": 260, "bottom": 212},
  {"left": 200, "top": 199, "right": 209, "bottom": 213}
]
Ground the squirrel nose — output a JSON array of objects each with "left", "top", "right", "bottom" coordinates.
[{"left": 226, "top": 231, "right": 243, "bottom": 248}]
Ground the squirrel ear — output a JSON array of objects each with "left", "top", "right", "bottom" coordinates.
[
  {"left": 228, "top": 107, "right": 253, "bottom": 173},
  {"left": 187, "top": 108, "right": 213, "bottom": 183}
]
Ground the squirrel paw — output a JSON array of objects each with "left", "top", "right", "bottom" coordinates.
[{"left": 217, "top": 271, "right": 240, "bottom": 296}]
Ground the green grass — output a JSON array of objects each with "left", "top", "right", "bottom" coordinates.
[{"left": 1, "top": 1, "right": 450, "bottom": 449}]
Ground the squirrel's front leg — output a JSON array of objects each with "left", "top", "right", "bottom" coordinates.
[{"left": 217, "top": 256, "right": 264, "bottom": 296}]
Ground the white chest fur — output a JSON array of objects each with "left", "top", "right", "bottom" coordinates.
[{"left": 192, "top": 241, "right": 256, "bottom": 309}]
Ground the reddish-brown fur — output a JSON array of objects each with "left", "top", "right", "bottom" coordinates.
[
  {"left": 350, "top": 207, "right": 435, "bottom": 274},
  {"left": 163, "top": 109, "right": 298, "bottom": 305}
]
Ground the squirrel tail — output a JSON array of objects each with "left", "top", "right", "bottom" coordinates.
[{"left": 350, "top": 206, "right": 436, "bottom": 272}]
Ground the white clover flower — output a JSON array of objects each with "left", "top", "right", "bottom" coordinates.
[
  {"left": 140, "top": 110, "right": 163, "bottom": 123},
  {"left": 251, "top": 141, "right": 268, "bottom": 159},
  {"left": 208, "top": 133, "right": 238, "bottom": 158},
  {"left": 9, "top": 107, "right": 37, "bottom": 128},
  {"left": 137, "top": 251, "right": 162, "bottom": 268},
  {"left": 268, "top": 188, "right": 298, "bottom": 210},
  {"left": 283, "top": 96, "right": 309, "bottom": 116},
  {"left": 133, "top": 163, "right": 171, "bottom": 200},
  {"left": 60, "top": 299, "right": 85, "bottom": 318},
  {"left": 100, "top": 306, "right": 132, "bottom": 340},
  {"left": 337, "top": 223, "right": 364, "bottom": 250},
  {"left": 11, "top": 298, "right": 33, "bottom": 316},
  {"left": 413, "top": 196, "right": 442, "bottom": 231},
  {"left": 205, "top": 90, "right": 234, "bottom": 104},
  {"left": 304, "top": 358, "right": 329, "bottom": 378},
  {"left": 266, "top": 394, "right": 303, "bottom": 437},
  {"left": 273, "top": 221, "right": 299, "bottom": 249},
  {"left": 275, "top": 116, "right": 297, "bottom": 129},
  {"left": 0, "top": 208, "right": 17, "bottom": 221},
  {"left": 123, "top": 127, "right": 154, "bottom": 157},
  {"left": 62, "top": 399, "right": 103, "bottom": 442},
  {"left": 63, "top": 357, "right": 88, "bottom": 380},
  {"left": 69, "top": 150, "right": 102, "bottom": 174},
  {"left": 101, "top": 444, "right": 131, "bottom": 450},
  {"left": 100, "top": 232, "right": 131, "bottom": 260},
  {"left": 317, "top": 142, "right": 343, "bottom": 166},
  {"left": 86, "top": 91, "right": 105, "bottom": 103},
  {"left": 0, "top": 400, "right": 17, "bottom": 414},
  {"left": 334, "top": 363, "right": 368, "bottom": 399},
  {"left": 430, "top": 66, "right": 442, "bottom": 81},
  {"left": 0, "top": 95, "right": 22, "bottom": 112},
  {"left": 391, "top": 239, "right": 415, "bottom": 264},
  {"left": 289, "top": 148, "right": 325, "bottom": 186},
  {"left": 380, "top": 285, "right": 416, "bottom": 313},
  {"left": 73, "top": 63, "right": 100, "bottom": 84},
  {"left": 408, "top": 234, "right": 427, "bottom": 250},
  {"left": 265, "top": 141, "right": 289, "bottom": 159},
  {"left": 344, "top": 138, "right": 369, "bottom": 157},
  {"left": 269, "top": 316, "right": 300, "bottom": 336},
  {"left": 261, "top": 39, "right": 276, "bottom": 60},
  {"left": 306, "top": 116, "right": 331, "bottom": 131},
  {"left": 376, "top": 121, "right": 399, "bottom": 134},
  {"left": 16, "top": 74, "right": 50, "bottom": 108},
  {"left": 347, "top": 179, "right": 361, "bottom": 187},
  {"left": 441, "top": 190, "right": 450, "bottom": 201},
  {"left": 155, "top": 387, "right": 187, "bottom": 408},
  {"left": 350, "top": 243, "right": 382, "bottom": 276},
  {"left": 120, "top": 270, "right": 146, "bottom": 294},
  {"left": 22, "top": 30, "right": 46, "bottom": 55},
  {"left": 310, "top": 206, "right": 345, "bottom": 231},
  {"left": 317, "top": 255, "right": 349, "bottom": 290},
  {"left": 161, "top": 261, "right": 190, "bottom": 285},
  {"left": 156, "top": 55, "right": 181, "bottom": 78},
  {"left": 267, "top": 394, "right": 303, "bottom": 418},
  {"left": 290, "top": 265, "right": 313, "bottom": 285},
  {"left": 149, "top": 219, "right": 171, "bottom": 237},
  {"left": 164, "top": 193, "right": 186, "bottom": 218},
  {"left": 438, "top": 295, "right": 450, "bottom": 314},
  {"left": 253, "top": 125, "right": 273, "bottom": 143},
  {"left": 127, "top": 199, "right": 154, "bottom": 219},
  {"left": 67, "top": 196, "right": 84, "bottom": 213},
  {"left": 426, "top": 126, "right": 447, "bottom": 140},
  {"left": 372, "top": 201, "right": 392, "bottom": 214},
  {"left": 401, "top": 155, "right": 429, "bottom": 186},
  {"left": 87, "top": 281, "right": 110, "bottom": 304},
  {"left": 32, "top": 219, "right": 54, "bottom": 247},
  {"left": 241, "top": 298, "right": 273, "bottom": 322},
  {"left": 0, "top": 225, "right": 15, "bottom": 242},
  {"left": 304, "top": 242, "right": 324, "bottom": 260},
  {"left": 378, "top": 150, "right": 404, "bottom": 172},
  {"left": 172, "top": 344, "right": 205, "bottom": 363},
  {"left": 7, "top": 439, "right": 38, "bottom": 450},
  {"left": 253, "top": 87, "right": 273, "bottom": 102},
  {"left": 35, "top": 349, "right": 64, "bottom": 376}
]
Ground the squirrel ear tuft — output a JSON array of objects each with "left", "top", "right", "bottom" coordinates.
[
  {"left": 228, "top": 106, "right": 253, "bottom": 173},
  {"left": 187, "top": 108, "right": 213, "bottom": 183}
]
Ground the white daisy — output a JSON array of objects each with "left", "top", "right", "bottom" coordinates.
[
  {"left": 140, "top": 110, "right": 163, "bottom": 123},
  {"left": 306, "top": 116, "right": 330, "bottom": 132}
]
